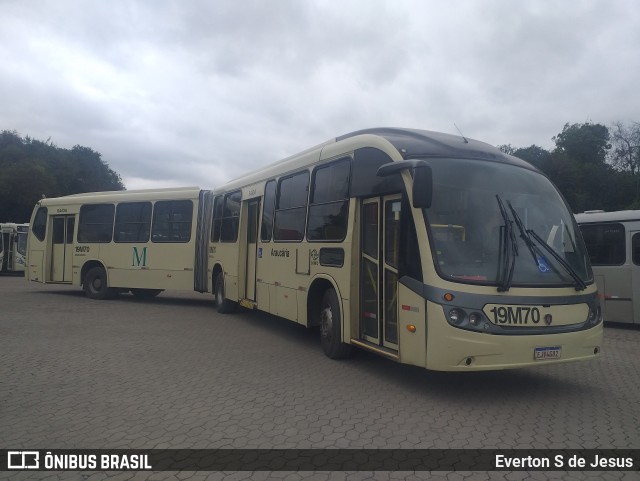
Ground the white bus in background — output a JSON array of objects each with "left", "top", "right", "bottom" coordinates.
[
  {"left": 1, "top": 223, "right": 29, "bottom": 273},
  {"left": 26, "top": 187, "right": 213, "bottom": 299},
  {"left": 207, "top": 127, "right": 602, "bottom": 371},
  {"left": 575, "top": 210, "right": 640, "bottom": 324}
]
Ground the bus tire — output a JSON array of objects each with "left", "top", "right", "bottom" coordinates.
[
  {"left": 130, "top": 288, "right": 162, "bottom": 299},
  {"left": 83, "top": 266, "right": 114, "bottom": 300},
  {"left": 215, "top": 273, "right": 237, "bottom": 314},
  {"left": 320, "top": 288, "right": 351, "bottom": 359}
]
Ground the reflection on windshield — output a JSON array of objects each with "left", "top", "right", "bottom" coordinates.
[{"left": 423, "top": 158, "right": 591, "bottom": 287}]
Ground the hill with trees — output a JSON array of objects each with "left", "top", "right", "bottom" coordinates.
[
  {"left": 501, "top": 120, "right": 639, "bottom": 213},
  {"left": 0, "top": 130, "right": 124, "bottom": 222}
]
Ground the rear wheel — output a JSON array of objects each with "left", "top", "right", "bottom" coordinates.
[
  {"left": 320, "top": 288, "right": 351, "bottom": 359},
  {"left": 130, "top": 288, "right": 162, "bottom": 299},
  {"left": 215, "top": 273, "right": 237, "bottom": 314},
  {"left": 83, "top": 266, "right": 114, "bottom": 300}
]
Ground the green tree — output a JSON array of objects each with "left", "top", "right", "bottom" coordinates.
[{"left": 0, "top": 130, "right": 125, "bottom": 222}]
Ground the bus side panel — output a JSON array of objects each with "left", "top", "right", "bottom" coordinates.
[
  {"left": 397, "top": 283, "right": 427, "bottom": 367},
  {"left": 29, "top": 250, "right": 44, "bottom": 281},
  {"left": 105, "top": 243, "right": 196, "bottom": 291},
  {"left": 599, "top": 265, "right": 633, "bottom": 323}
]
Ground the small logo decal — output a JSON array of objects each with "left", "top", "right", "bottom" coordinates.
[{"left": 544, "top": 314, "right": 553, "bottom": 325}]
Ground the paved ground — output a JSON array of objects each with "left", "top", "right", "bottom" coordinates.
[{"left": 1, "top": 275, "right": 639, "bottom": 481}]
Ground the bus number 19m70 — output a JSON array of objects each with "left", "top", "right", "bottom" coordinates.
[{"left": 490, "top": 306, "right": 541, "bottom": 325}]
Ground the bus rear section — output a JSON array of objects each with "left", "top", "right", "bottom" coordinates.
[{"left": 26, "top": 187, "right": 213, "bottom": 299}]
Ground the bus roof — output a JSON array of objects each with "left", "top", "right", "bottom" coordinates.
[
  {"left": 575, "top": 210, "right": 640, "bottom": 224},
  {"left": 37, "top": 187, "right": 207, "bottom": 206},
  {"left": 214, "top": 127, "right": 536, "bottom": 194}
]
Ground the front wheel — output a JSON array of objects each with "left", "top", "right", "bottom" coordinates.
[
  {"left": 320, "top": 288, "right": 351, "bottom": 359},
  {"left": 83, "top": 266, "right": 114, "bottom": 300},
  {"left": 215, "top": 273, "right": 237, "bottom": 314}
]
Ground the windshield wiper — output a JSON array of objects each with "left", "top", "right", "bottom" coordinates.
[
  {"left": 527, "top": 229, "right": 587, "bottom": 291},
  {"left": 507, "top": 201, "right": 587, "bottom": 291},
  {"left": 495, "top": 195, "right": 518, "bottom": 292}
]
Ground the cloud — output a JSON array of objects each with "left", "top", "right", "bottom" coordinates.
[{"left": 1, "top": 0, "right": 639, "bottom": 190}]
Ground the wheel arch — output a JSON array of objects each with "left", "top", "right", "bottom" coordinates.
[
  {"left": 307, "top": 274, "right": 343, "bottom": 328},
  {"left": 211, "top": 262, "right": 224, "bottom": 293},
  {"left": 80, "top": 259, "right": 108, "bottom": 286}
]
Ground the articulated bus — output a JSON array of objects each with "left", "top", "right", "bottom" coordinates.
[
  {"left": 575, "top": 210, "right": 640, "bottom": 324},
  {"left": 26, "top": 187, "right": 213, "bottom": 299},
  {"left": 1, "top": 223, "right": 29, "bottom": 273},
  {"left": 208, "top": 128, "right": 602, "bottom": 370}
]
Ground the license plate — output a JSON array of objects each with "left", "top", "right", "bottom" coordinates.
[{"left": 534, "top": 346, "right": 561, "bottom": 360}]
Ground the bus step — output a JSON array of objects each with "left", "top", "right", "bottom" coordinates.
[
  {"left": 350, "top": 339, "right": 399, "bottom": 360},
  {"left": 239, "top": 299, "right": 257, "bottom": 310}
]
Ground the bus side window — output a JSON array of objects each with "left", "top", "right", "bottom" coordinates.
[
  {"left": 261, "top": 180, "right": 276, "bottom": 242},
  {"left": 114, "top": 202, "right": 151, "bottom": 243},
  {"left": 32, "top": 207, "right": 48, "bottom": 241},
  {"left": 307, "top": 158, "right": 350, "bottom": 242},
  {"left": 152, "top": 200, "right": 193, "bottom": 243},
  {"left": 274, "top": 171, "right": 309, "bottom": 242},
  {"left": 220, "top": 191, "right": 242, "bottom": 242},
  {"left": 78, "top": 204, "right": 115, "bottom": 243},
  {"left": 211, "top": 195, "right": 223, "bottom": 242},
  {"left": 399, "top": 196, "right": 423, "bottom": 282}
]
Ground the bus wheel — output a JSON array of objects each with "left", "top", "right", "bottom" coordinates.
[
  {"left": 83, "top": 266, "right": 113, "bottom": 300},
  {"left": 215, "top": 273, "right": 237, "bottom": 314},
  {"left": 130, "top": 288, "right": 162, "bottom": 299},
  {"left": 320, "top": 288, "right": 351, "bottom": 359}
]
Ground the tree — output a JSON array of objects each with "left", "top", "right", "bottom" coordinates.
[
  {"left": 0, "top": 131, "right": 125, "bottom": 222},
  {"left": 610, "top": 121, "right": 640, "bottom": 206}
]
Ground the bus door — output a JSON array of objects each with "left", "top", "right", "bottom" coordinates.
[
  {"left": 360, "top": 195, "right": 401, "bottom": 349},
  {"left": 632, "top": 231, "right": 640, "bottom": 324},
  {"left": 51, "top": 215, "right": 75, "bottom": 282},
  {"left": 245, "top": 200, "right": 260, "bottom": 301},
  {"left": 1, "top": 231, "right": 6, "bottom": 271}
]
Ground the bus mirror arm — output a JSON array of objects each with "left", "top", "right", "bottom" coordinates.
[{"left": 376, "top": 160, "right": 432, "bottom": 209}]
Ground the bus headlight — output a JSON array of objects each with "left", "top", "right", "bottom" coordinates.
[
  {"left": 587, "top": 305, "right": 602, "bottom": 326},
  {"left": 448, "top": 308, "right": 465, "bottom": 325},
  {"left": 469, "top": 312, "right": 481, "bottom": 326}
]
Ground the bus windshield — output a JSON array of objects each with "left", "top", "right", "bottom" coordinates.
[{"left": 422, "top": 157, "right": 592, "bottom": 288}]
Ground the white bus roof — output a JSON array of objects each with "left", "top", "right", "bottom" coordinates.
[
  {"left": 37, "top": 187, "right": 207, "bottom": 206},
  {"left": 575, "top": 210, "right": 640, "bottom": 224}
]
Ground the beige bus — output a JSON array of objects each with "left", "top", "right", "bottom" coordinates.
[
  {"left": 575, "top": 210, "right": 640, "bottom": 324},
  {"left": 1, "top": 223, "right": 29, "bottom": 273},
  {"left": 208, "top": 128, "right": 603, "bottom": 371},
  {"left": 26, "top": 187, "right": 213, "bottom": 299}
]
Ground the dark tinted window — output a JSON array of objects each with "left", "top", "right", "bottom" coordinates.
[
  {"left": 211, "top": 196, "right": 223, "bottom": 242},
  {"left": 579, "top": 223, "right": 626, "bottom": 266},
  {"left": 32, "top": 207, "right": 47, "bottom": 241},
  {"left": 53, "top": 217, "right": 65, "bottom": 244},
  {"left": 114, "top": 202, "right": 151, "bottom": 242},
  {"left": 152, "top": 200, "right": 193, "bottom": 243},
  {"left": 220, "top": 191, "right": 241, "bottom": 242},
  {"left": 307, "top": 159, "right": 350, "bottom": 242},
  {"left": 78, "top": 204, "right": 115, "bottom": 243},
  {"left": 274, "top": 171, "right": 309, "bottom": 241},
  {"left": 261, "top": 180, "right": 276, "bottom": 242},
  {"left": 633, "top": 233, "right": 640, "bottom": 266}
]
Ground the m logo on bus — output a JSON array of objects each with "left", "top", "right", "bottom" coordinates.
[{"left": 132, "top": 246, "right": 148, "bottom": 267}]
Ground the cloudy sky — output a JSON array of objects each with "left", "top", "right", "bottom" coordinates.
[{"left": 1, "top": 0, "right": 639, "bottom": 190}]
